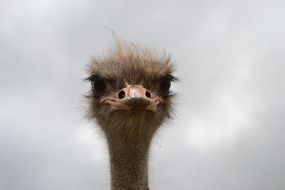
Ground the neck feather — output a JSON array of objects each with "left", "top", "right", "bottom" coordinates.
[
  {"left": 100, "top": 111, "right": 162, "bottom": 190},
  {"left": 106, "top": 129, "right": 154, "bottom": 190}
]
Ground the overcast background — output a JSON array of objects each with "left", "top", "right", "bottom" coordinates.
[{"left": 1, "top": 0, "right": 285, "bottom": 189}]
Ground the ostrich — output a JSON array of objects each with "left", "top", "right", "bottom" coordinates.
[{"left": 86, "top": 39, "right": 176, "bottom": 190}]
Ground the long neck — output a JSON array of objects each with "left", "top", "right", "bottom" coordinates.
[
  {"left": 106, "top": 130, "right": 153, "bottom": 190},
  {"left": 100, "top": 111, "right": 161, "bottom": 190}
]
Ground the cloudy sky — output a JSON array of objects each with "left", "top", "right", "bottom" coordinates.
[{"left": 1, "top": 0, "right": 285, "bottom": 189}]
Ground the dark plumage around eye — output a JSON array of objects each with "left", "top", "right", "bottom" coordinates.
[
  {"left": 160, "top": 75, "right": 172, "bottom": 93},
  {"left": 91, "top": 77, "right": 105, "bottom": 94}
]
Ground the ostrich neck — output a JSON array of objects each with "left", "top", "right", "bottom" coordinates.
[{"left": 106, "top": 128, "right": 153, "bottom": 190}]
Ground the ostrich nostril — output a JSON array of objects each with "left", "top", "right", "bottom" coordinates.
[
  {"left": 145, "top": 91, "right": 151, "bottom": 98},
  {"left": 118, "top": 90, "right": 126, "bottom": 99}
]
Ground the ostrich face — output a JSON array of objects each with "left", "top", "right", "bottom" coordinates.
[{"left": 86, "top": 41, "right": 176, "bottom": 138}]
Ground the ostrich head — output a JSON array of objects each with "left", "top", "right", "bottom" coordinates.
[
  {"left": 86, "top": 39, "right": 177, "bottom": 190},
  {"left": 86, "top": 40, "right": 176, "bottom": 142}
]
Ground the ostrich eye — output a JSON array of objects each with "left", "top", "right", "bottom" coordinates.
[
  {"left": 91, "top": 77, "right": 106, "bottom": 94},
  {"left": 160, "top": 76, "right": 172, "bottom": 93}
]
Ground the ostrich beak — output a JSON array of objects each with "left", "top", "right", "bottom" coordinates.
[{"left": 100, "top": 85, "right": 163, "bottom": 112}]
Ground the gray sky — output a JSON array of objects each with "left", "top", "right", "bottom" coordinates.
[{"left": 1, "top": 0, "right": 285, "bottom": 189}]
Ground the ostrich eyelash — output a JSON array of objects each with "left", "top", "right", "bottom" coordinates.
[
  {"left": 166, "top": 74, "right": 179, "bottom": 82},
  {"left": 85, "top": 74, "right": 101, "bottom": 81}
]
